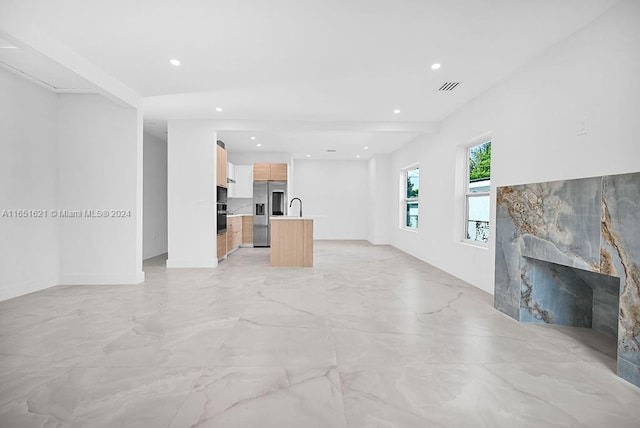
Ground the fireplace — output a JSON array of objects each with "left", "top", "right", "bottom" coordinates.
[
  {"left": 521, "top": 257, "right": 620, "bottom": 338},
  {"left": 494, "top": 172, "right": 640, "bottom": 387}
]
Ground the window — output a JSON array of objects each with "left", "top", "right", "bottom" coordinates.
[
  {"left": 465, "top": 140, "right": 491, "bottom": 243},
  {"left": 403, "top": 165, "right": 419, "bottom": 229}
]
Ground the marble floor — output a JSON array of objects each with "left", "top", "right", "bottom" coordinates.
[{"left": 1, "top": 241, "right": 640, "bottom": 427}]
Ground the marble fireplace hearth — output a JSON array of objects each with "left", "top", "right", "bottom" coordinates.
[{"left": 494, "top": 172, "right": 640, "bottom": 387}]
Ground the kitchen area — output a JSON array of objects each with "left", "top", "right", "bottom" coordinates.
[{"left": 215, "top": 141, "right": 313, "bottom": 267}]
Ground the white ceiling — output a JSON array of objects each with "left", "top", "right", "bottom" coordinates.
[
  {"left": 3, "top": 0, "right": 621, "bottom": 158},
  {"left": 0, "top": 36, "right": 96, "bottom": 92},
  {"left": 217, "top": 130, "right": 421, "bottom": 160}
]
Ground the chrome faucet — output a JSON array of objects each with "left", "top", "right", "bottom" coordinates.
[{"left": 289, "top": 198, "right": 303, "bottom": 217}]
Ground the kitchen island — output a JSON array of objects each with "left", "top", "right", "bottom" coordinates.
[{"left": 270, "top": 217, "right": 313, "bottom": 267}]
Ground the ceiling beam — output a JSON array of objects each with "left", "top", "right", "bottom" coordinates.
[
  {"left": 202, "top": 119, "right": 439, "bottom": 134},
  {"left": 0, "top": 1, "right": 142, "bottom": 109}
]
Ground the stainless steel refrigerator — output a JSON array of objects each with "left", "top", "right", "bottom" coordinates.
[{"left": 253, "top": 181, "right": 287, "bottom": 247}]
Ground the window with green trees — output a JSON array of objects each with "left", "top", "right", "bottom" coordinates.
[
  {"left": 469, "top": 141, "right": 491, "bottom": 181},
  {"left": 465, "top": 141, "right": 491, "bottom": 243},
  {"left": 404, "top": 166, "right": 419, "bottom": 229}
]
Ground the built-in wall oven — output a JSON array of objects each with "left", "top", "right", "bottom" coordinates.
[{"left": 217, "top": 186, "right": 227, "bottom": 234}]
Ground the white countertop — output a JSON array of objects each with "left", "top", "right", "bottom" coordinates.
[
  {"left": 270, "top": 216, "right": 314, "bottom": 221},
  {"left": 227, "top": 213, "right": 252, "bottom": 218}
]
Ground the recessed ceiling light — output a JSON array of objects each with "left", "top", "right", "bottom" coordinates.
[
  {"left": 250, "top": 136, "right": 256, "bottom": 140},
  {"left": 169, "top": 59, "right": 181, "bottom": 66},
  {"left": 306, "top": 154, "right": 311, "bottom": 158},
  {"left": 256, "top": 143, "right": 262, "bottom": 147},
  {"left": 356, "top": 155, "right": 360, "bottom": 158},
  {"left": 364, "top": 146, "right": 369, "bottom": 150},
  {"left": 215, "top": 107, "right": 223, "bottom": 112},
  {"left": 431, "top": 63, "right": 441, "bottom": 70},
  {"left": 393, "top": 109, "right": 401, "bottom": 114}
]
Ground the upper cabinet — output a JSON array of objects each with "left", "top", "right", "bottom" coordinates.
[
  {"left": 270, "top": 163, "right": 287, "bottom": 181},
  {"left": 227, "top": 162, "right": 236, "bottom": 197},
  {"left": 253, "top": 163, "right": 271, "bottom": 181},
  {"left": 216, "top": 144, "right": 227, "bottom": 188},
  {"left": 233, "top": 165, "right": 253, "bottom": 198},
  {"left": 253, "top": 163, "right": 288, "bottom": 182}
]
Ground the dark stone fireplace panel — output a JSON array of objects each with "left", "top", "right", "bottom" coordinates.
[
  {"left": 494, "top": 171, "right": 640, "bottom": 388},
  {"left": 521, "top": 258, "right": 594, "bottom": 328},
  {"left": 520, "top": 257, "right": 620, "bottom": 338},
  {"left": 573, "top": 268, "right": 620, "bottom": 339},
  {"left": 518, "top": 177, "right": 602, "bottom": 271},
  {"left": 602, "top": 173, "right": 640, "bottom": 373}
]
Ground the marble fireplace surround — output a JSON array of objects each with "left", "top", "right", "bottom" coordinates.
[{"left": 494, "top": 172, "right": 640, "bottom": 387}]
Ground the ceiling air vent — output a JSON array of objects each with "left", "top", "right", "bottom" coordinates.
[
  {"left": 326, "top": 149, "right": 337, "bottom": 153},
  {"left": 438, "top": 82, "right": 462, "bottom": 91}
]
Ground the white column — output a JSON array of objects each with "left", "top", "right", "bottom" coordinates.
[
  {"left": 166, "top": 120, "right": 217, "bottom": 268},
  {"left": 367, "top": 154, "right": 391, "bottom": 245}
]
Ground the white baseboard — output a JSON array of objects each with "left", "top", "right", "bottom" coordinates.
[
  {"left": 60, "top": 272, "right": 145, "bottom": 285},
  {"left": 166, "top": 259, "right": 218, "bottom": 268},
  {"left": 0, "top": 275, "right": 59, "bottom": 302},
  {"left": 367, "top": 239, "right": 391, "bottom": 245}
]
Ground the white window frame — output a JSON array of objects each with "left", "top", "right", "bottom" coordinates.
[
  {"left": 464, "top": 139, "right": 491, "bottom": 246},
  {"left": 401, "top": 164, "right": 419, "bottom": 230}
]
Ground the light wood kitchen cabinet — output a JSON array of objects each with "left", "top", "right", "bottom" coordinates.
[
  {"left": 253, "top": 163, "right": 271, "bottom": 181},
  {"left": 242, "top": 215, "right": 253, "bottom": 244},
  {"left": 217, "top": 232, "right": 226, "bottom": 259},
  {"left": 253, "top": 163, "right": 288, "bottom": 181},
  {"left": 226, "top": 225, "right": 233, "bottom": 252},
  {"left": 233, "top": 223, "right": 242, "bottom": 249},
  {"left": 227, "top": 216, "right": 242, "bottom": 252},
  {"left": 216, "top": 145, "right": 227, "bottom": 187},
  {"left": 270, "top": 163, "right": 288, "bottom": 181}
]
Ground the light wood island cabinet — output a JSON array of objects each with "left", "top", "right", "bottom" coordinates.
[{"left": 270, "top": 218, "right": 313, "bottom": 267}]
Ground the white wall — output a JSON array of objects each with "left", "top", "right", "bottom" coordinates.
[
  {"left": 292, "top": 159, "right": 368, "bottom": 240},
  {"left": 58, "top": 94, "right": 143, "bottom": 284},
  {"left": 0, "top": 68, "right": 60, "bottom": 301},
  {"left": 1, "top": 71, "right": 144, "bottom": 299},
  {"left": 368, "top": 155, "right": 391, "bottom": 245},
  {"left": 388, "top": 0, "right": 640, "bottom": 294},
  {"left": 143, "top": 132, "right": 168, "bottom": 259},
  {"left": 167, "top": 120, "right": 217, "bottom": 268},
  {"left": 227, "top": 152, "right": 291, "bottom": 165}
]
